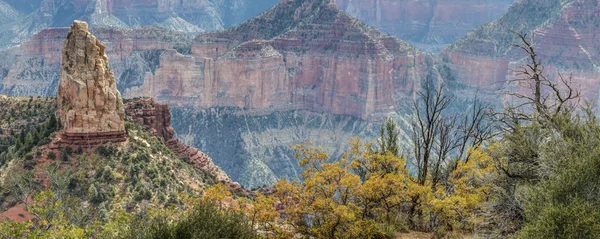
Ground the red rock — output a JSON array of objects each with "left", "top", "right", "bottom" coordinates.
[
  {"left": 441, "top": 0, "right": 600, "bottom": 105},
  {"left": 124, "top": 97, "right": 233, "bottom": 184},
  {"left": 126, "top": 0, "right": 433, "bottom": 120}
]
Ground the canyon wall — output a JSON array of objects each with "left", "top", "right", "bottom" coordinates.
[
  {"left": 0, "top": 0, "right": 434, "bottom": 187},
  {"left": 0, "top": 0, "right": 279, "bottom": 49},
  {"left": 125, "top": 0, "right": 435, "bottom": 120},
  {"left": 440, "top": 0, "right": 600, "bottom": 105},
  {"left": 335, "top": 0, "right": 515, "bottom": 52},
  {"left": 0, "top": 26, "right": 192, "bottom": 97}
]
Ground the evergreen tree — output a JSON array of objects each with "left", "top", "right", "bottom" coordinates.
[{"left": 61, "top": 149, "right": 69, "bottom": 162}]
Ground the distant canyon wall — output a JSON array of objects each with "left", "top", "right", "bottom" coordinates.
[
  {"left": 125, "top": 45, "right": 431, "bottom": 120},
  {"left": 0, "top": 27, "right": 191, "bottom": 97},
  {"left": 0, "top": 0, "right": 279, "bottom": 49},
  {"left": 439, "top": 0, "right": 600, "bottom": 105},
  {"left": 335, "top": 0, "right": 515, "bottom": 52}
]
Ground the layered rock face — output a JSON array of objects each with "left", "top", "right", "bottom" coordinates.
[
  {"left": 124, "top": 97, "right": 233, "bottom": 185},
  {"left": 0, "top": 26, "right": 192, "bottom": 96},
  {"left": 126, "top": 0, "right": 434, "bottom": 121},
  {"left": 440, "top": 0, "right": 600, "bottom": 105},
  {"left": 0, "top": 0, "right": 278, "bottom": 49},
  {"left": 56, "top": 21, "right": 126, "bottom": 144},
  {"left": 170, "top": 107, "right": 385, "bottom": 189},
  {"left": 335, "top": 0, "right": 514, "bottom": 52},
  {"left": 2, "top": 0, "right": 434, "bottom": 187}
]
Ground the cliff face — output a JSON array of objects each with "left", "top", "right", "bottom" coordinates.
[
  {"left": 440, "top": 0, "right": 600, "bottom": 105},
  {"left": 0, "top": 0, "right": 433, "bottom": 187},
  {"left": 0, "top": 26, "right": 192, "bottom": 97},
  {"left": 335, "top": 0, "right": 514, "bottom": 52},
  {"left": 0, "top": 0, "right": 279, "bottom": 49},
  {"left": 126, "top": 0, "right": 434, "bottom": 121},
  {"left": 169, "top": 107, "right": 391, "bottom": 189}
]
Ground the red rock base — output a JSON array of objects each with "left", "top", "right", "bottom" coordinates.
[{"left": 50, "top": 131, "right": 127, "bottom": 149}]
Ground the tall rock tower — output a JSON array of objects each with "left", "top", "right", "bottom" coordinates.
[{"left": 56, "top": 20, "right": 126, "bottom": 146}]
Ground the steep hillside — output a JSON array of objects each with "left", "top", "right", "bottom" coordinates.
[
  {"left": 0, "top": 0, "right": 279, "bottom": 49},
  {"left": 336, "top": 0, "right": 515, "bottom": 52},
  {"left": 439, "top": 0, "right": 600, "bottom": 104},
  {"left": 170, "top": 107, "right": 390, "bottom": 188},
  {"left": 0, "top": 96, "right": 219, "bottom": 223}
]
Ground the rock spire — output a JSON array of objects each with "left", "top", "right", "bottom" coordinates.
[{"left": 56, "top": 20, "right": 126, "bottom": 145}]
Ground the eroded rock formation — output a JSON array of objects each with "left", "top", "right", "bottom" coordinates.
[
  {"left": 335, "top": 0, "right": 514, "bottom": 52},
  {"left": 126, "top": 0, "right": 434, "bottom": 121},
  {"left": 124, "top": 97, "right": 233, "bottom": 185},
  {"left": 55, "top": 20, "right": 126, "bottom": 146},
  {"left": 440, "top": 0, "right": 600, "bottom": 105},
  {"left": 0, "top": 0, "right": 279, "bottom": 49}
]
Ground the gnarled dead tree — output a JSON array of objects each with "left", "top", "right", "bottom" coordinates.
[{"left": 501, "top": 31, "right": 581, "bottom": 128}]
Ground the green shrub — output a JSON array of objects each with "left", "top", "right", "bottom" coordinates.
[
  {"left": 120, "top": 202, "right": 256, "bottom": 239},
  {"left": 48, "top": 151, "right": 56, "bottom": 160}
]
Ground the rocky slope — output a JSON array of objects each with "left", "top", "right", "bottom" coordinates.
[
  {"left": 170, "top": 107, "right": 390, "bottom": 189},
  {"left": 0, "top": 0, "right": 279, "bottom": 49},
  {"left": 439, "top": 0, "right": 600, "bottom": 105},
  {"left": 124, "top": 97, "right": 236, "bottom": 187},
  {"left": 126, "top": 0, "right": 434, "bottom": 121},
  {"left": 0, "top": 95, "right": 221, "bottom": 222},
  {"left": 335, "top": 0, "right": 515, "bottom": 52}
]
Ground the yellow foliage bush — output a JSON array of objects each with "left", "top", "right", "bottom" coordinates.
[{"left": 267, "top": 139, "right": 495, "bottom": 238}]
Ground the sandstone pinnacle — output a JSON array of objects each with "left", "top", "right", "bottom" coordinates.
[{"left": 57, "top": 20, "right": 126, "bottom": 137}]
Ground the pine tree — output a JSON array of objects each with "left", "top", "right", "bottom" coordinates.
[
  {"left": 61, "top": 149, "right": 69, "bottom": 162},
  {"left": 377, "top": 117, "right": 400, "bottom": 156}
]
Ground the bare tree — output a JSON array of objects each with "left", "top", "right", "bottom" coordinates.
[
  {"left": 411, "top": 80, "right": 496, "bottom": 187},
  {"left": 502, "top": 32, "right": 581, "bottom": 127},
  {"left": 411, "top": 80, "right": 453, "bottom": 185},
  {"left": 456, "top": 97, "right": 495, "bottom": 164}
]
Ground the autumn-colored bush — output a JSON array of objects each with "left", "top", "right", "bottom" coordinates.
[{"left": 265, "top": 139, "right": 494, "bottom": 238}]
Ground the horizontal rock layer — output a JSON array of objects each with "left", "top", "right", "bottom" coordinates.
[
  {"left": 51, "top": 131, "right": 127, "bottom": 149},
  {"left": 0, "top": 0, "right": 279, "bottom": 49},
  {"left": 124, "top": 97, "right": 234, "bottom": 185},
  {"left": 126, "top": 0, "right": 434, "bottom": 121},
  {"left": 335, "top": 0, "right": 514, "bottom": 52},
  {"left": 440, "top": 0, "right": 600, "bottom": 105}
]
